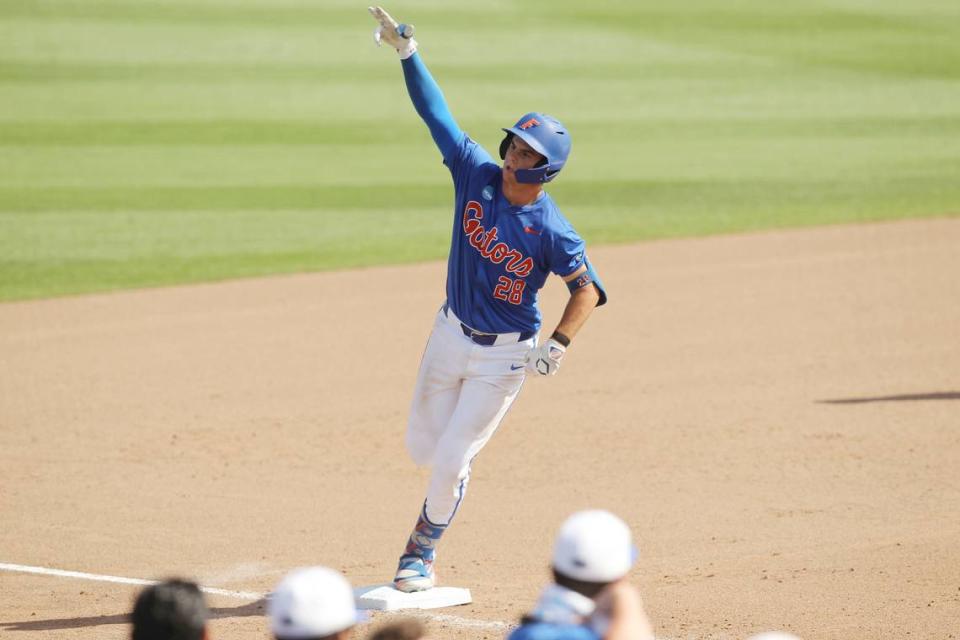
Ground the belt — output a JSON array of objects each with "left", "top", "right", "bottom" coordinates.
[{"left": 442, "top": 303, "right": 535, "bottom": 346}]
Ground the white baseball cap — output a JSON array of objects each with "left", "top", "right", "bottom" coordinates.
[
  {"left": 269, "top": 566, "right": 365, "bottom": 639},
  {"left": 552, "top": 510, "right": 637, "bottom": 583}
]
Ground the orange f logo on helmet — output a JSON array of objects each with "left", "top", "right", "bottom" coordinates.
[{"left": 519, "top": 118, "right": 541, "bottom": 130}]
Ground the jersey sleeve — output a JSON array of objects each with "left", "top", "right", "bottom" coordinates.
[
  {"left": 546, "top": 219, "right": 608, "bottom": 306},
  {"left": 400, "top": 52, "right": 464, "bottom": 163},
  {"left": 546, "top": 221, "right": 587, "bottom": 278}
]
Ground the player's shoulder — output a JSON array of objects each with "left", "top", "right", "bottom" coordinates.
[
  {"left": 453, "top": 134, "right": 498, "bottom": 172},
  {"left": 508, "top": 620, "right": 599, "bottom": 640}
]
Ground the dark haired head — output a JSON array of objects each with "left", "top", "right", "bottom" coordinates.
[
  {"left": 368, "top": 618, "right": 426, "bottom": 640},
  {"left": 552, "top": 568, "right": 611, "bottom": 599},
  {"left": 131, "top": 579, "right": 208, "bottom": 640}
]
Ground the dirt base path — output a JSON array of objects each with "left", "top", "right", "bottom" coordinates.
[{"left": 2, "top": 218, "right": 958, "bottom": 640}]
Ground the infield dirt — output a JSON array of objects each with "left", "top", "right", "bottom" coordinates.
[{"left": 1, "top": 218, "right": 958, "bottom": 639}]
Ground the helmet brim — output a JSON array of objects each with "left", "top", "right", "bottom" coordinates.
[{"left": 501, "top": 127, "right": 551, "bottom": 160}]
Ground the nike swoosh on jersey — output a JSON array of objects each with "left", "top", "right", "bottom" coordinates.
[{"left": 510, "top": 364, "right": 524, "bottom": 370}]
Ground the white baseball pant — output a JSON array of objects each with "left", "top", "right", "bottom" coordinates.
[{"left": 406, "top": 305, "right": 534, "bottom": 525}]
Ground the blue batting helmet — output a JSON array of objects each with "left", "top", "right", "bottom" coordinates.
[{"left": 499, "top": 112, "right": 571, "bottom": 184}]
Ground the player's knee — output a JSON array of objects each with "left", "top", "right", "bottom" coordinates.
[
  {"left": 405, "top": 430, "right": 435, "bottom": 466},
  {"left": 430, "top": 455, "right": 469, "bottom": 486}
]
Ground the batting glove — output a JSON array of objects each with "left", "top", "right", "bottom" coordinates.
[
  {"left": 368, "top": 6, "right": 418, "bottom": 59},
  {"left": 526, "top": 338, "right": 566, "bottom": 376}
]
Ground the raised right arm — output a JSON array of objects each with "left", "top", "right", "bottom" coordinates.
[
  {"left": 368, "top": 6, "right": 464, "bottom": 162},
  {"left": 400, "top": 52, "right": 464, "bottom": 163}
]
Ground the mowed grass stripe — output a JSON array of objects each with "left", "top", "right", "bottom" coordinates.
[
  {"left": 0, "top": 61, "right": 767, "bottom": 85},
  {"left": 3, "top": 116, "right": 960, "bottom": 146},
  {"left": 3, "top": 176, "right": 957, "bottom": 219},
  {"left": 0, "top": 247, "right": 449, "bottom": 302},
  {"left": 0, "top": 184, "right": 449, "bottom": 212},
  {"left": 0, "top": 206, "right": 454, "bottom": 301},
  {"left": 0, "top": 2, "right": 414, "bottom": 28},
  {"left": 0, "top": 61, "right": 402, "bottom": 84},
  {"left": 0, "top": 208, "right": 454, "bottom": 261},
  {"left": 0, "top": 120, "right": 428, "bottom": 146},
  {"left": 5, "top": 1, "right": 958, "bottom": 32}
]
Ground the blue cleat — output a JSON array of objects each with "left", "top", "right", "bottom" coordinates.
[
  {"left": 394, "top": 505, "right": 446, "bottom": 592},
  {"left": 394, "top": 555, "right": 435, "bottom": 593}
]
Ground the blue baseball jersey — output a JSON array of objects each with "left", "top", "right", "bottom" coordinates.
[{"left": 443, "top": 135, "right": 586, "bottom": 335}]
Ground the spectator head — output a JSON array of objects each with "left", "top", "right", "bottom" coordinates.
[
  {"left": 551, "top": 510, "right": 636, "bottom": 598},
  {"left": 131, "top": 578, "right": 209, "bottom": 640},
  {"left": 269, "top": 566, "right": 365, "bottom": 640},
  {"left": 368, "top": 618, "right": 427, "bottom": 640}
]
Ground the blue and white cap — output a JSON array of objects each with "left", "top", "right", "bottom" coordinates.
[{"left": 552, "top": 510, "right": 637, "bottom": 583}]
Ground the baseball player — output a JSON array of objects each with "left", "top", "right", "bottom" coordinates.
[{"left": 368, "top": 6, "right": 607, "bottom": 593}]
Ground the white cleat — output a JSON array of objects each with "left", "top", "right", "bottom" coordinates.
[{"left": 394, "top": 556, "right": 435, "bottom": 592}]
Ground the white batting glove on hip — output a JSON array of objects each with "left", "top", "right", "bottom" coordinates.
[
  {"left": 526, "top": 338, "right": 566, "bottom": 376},
  {"left": 368, "top": 6, "right": 418, "bottom": 59}
]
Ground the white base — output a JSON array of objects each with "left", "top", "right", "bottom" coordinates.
[{"left": 354, "top": 583, "right": 472, "bottom": 611}]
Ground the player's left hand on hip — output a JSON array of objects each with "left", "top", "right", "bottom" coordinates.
[
  {"left": 368, "top": 6, "right": 417, "bottom": 59},
  {"left": 526, "top": 338, "right": 566, "bottom": 376}
]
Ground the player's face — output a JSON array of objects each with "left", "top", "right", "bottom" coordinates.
[{"left": 503, "top": 136, "right": 545, "bottom": 183}]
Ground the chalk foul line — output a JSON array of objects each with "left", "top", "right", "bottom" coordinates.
[{"left": 0, "top": 562, "right": 510, "bottom": 631}]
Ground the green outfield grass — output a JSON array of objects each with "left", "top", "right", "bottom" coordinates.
[{"left": 2, "top": 0, "right": 959, "bottom": 301}]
